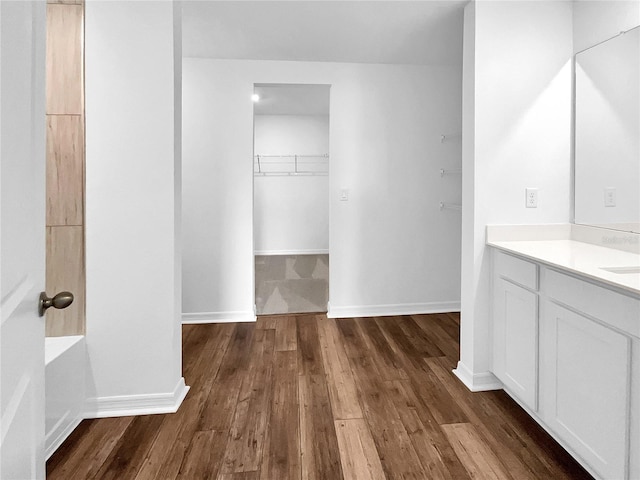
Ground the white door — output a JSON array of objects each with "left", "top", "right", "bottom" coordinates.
[{"left": 1, "top": 1, "right": 47, "bottom": 479}]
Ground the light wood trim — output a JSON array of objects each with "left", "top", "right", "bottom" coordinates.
[
  {"left": 45, "top": 226, "right": 85, "bottom": 336},
  {"left": 46, "top": 4, "right": 83, "bottom": 115},
  {"left": 47, "top": 0, "right": 83, "bottom": 4},
  {"left": 46, "top": 115, "right": 83, "bottom": 226}
]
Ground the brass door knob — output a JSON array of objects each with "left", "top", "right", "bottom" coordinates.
[{"left": 39, "top": 291, "right": 74, "bottom": 317}]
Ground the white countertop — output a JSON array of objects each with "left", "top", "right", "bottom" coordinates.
[{"left": 487, "top": 238, "right": 640, "bottom": 296}]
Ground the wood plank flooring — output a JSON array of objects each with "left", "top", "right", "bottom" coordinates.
[{"left": 47, "top": 314, "right": 594, "bottom": 479}]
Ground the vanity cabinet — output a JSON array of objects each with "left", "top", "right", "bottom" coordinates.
[
  {"left": 492, "top": 252, "right": 538, "bottom": 411},
  {"left": 491, "top": 250, "right": 640, "bottom": 480},
  {"left": 541, "top": 301, "right": 629, "bottom": 480}
]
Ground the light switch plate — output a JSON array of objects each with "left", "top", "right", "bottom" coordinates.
[{"left": 340, "top": 189, "right": 349, "bottom": 201}]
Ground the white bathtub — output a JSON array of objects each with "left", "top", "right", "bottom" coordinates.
[{"left": 45, "top": 335, "right": 85, "bottom": 459}]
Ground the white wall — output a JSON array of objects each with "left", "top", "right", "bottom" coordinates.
[
  {"left": 84, "top": 0, "right": 186, "bottom": 416},
  {"left": 254, "top": 114, "right": 329, "bottom": 254},
  {"left": 457, "top": 1, "right": 573, "bottom": 390},
  {"left": 573, "top": 0, "right": 640, "bottom": 53},
  {"left": 255, "top": 115, "right": 329, "bottom": 155},
  {"left": 182, "top": 58, "right": 462, "bottom": 321},
  {"left": 254, "top": 175, "right": 329, "bottom": 255}
]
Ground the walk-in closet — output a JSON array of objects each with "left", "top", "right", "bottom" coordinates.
[{"left": 253, "top": 84, "right": 330, "bottom": 315}]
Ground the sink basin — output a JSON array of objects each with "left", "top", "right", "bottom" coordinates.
[{"left": 600, "top": 266, "right": 640, "bottom": 274}]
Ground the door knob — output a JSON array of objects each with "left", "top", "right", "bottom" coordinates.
[{"left": 39, "top": 291, "right": 74, "bottom": 317}]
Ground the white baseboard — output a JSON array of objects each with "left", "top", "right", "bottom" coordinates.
[
  {"left": 254, "top": 249, "right": 329, "bottom": 256},
  {"left": 452, "top": 361, "right": 503, "bottom": 392},
  {"left": 182, "top": 311, "right": 256, "bottom": 324},
  {"left": 326, "top": 301, "right": 460, "bottom": 319},
  {"left": 45, "top": 415, "right": 82, "bottom": 460},
  {"left": 84, "top": 377, "right": 190, "bottom": 419}
]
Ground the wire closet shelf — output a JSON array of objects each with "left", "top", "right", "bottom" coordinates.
[{"left": 254, "top": 154, "right": 329, "bottom": 176}]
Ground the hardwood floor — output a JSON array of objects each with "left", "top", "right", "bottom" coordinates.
[{"left": 47, "top": 314, "right": 594, "bottom": 479}]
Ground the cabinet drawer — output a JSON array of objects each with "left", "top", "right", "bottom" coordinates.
[
  {"left": 494, "top": 250, "right": 538, "bottom": 291},
  {"left": 546, "top": 269, "right": 640, "bottom": 339}
]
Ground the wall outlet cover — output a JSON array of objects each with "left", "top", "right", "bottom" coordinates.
[
  {"left": 604, "top": 187, "right": 616, "bottom": 207},
  {"left": 525, "top": 188, "right": 538, "bottom": 208}
]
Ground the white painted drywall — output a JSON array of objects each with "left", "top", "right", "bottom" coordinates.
[
  {"left": 575, "top": 28, "right": 639, "bottom": 228},
  {"left": 573, "top": 0, "right": 640, "bottom": 53},
  {"left": 459, "top": 1, "right": 478, "bottom": 389},
  {"left": 458, "top": 1, "right": 573, "bottom": 388},
  {"left": 255, "top": 115, "right": 329, "bottom": 155},
  {"left": 85, "top": 1, "right": 185, "bottom": 414},
  {"left": 182, "top": 58, "right": 462, "bottom": 319},
  {"left": 254, "top": 175, "right": 329, "bottom": 255},
  {"left": 254, "top": 114, "right": 329, "bottom": 254}
]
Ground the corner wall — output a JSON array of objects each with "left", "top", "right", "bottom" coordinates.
[
  {"left": 84, "top": 0, "right": 186, "bottom": 417},
  {"left": 457, "top": 0, "right": 574, "bottom": 390},
  {"left": 182, "top": 59, "right": 463, "bottom": 321}
]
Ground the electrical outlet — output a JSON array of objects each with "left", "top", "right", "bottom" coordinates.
[
  {"left": 525, "top": 188, "right": 538, "bottom": 208},
  {"left": 604, "top": 187, "right": 616, "bottom": 207}
]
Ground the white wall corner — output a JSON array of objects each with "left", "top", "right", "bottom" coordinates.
[
  {"left": 84, "top": 377, "right": 190, "bottom": 419},
  {"left": 452, "top": 360, "right": 502, "bottom": 392},
  {"left": 45, "top": 336, "right": 86, "bottom": 459},
  {"left": 45, "top": 417, "right": 83, "bottom": 461},
  {"left": 327, "top": 301, "right": 461, "bottom": 319},
  {"left": 182, "top": 311, "right": 256, "bottom": 324}
]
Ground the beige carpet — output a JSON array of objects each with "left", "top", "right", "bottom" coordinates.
[{"left": 255, "top": 254, "right": 329, "bottom": 315}]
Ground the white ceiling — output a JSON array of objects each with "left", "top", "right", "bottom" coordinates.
[{"left": 182, "top": 1, "right": 467, "bottom": 66}]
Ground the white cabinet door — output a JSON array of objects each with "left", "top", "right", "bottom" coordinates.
[
  {"left": 493, "top": 278, "right": 538, "bottom": 411},
  {"left": 0, "top": 2, "right": 47, "bottom": 479},
  {"left": 542, "top": 302, "right": 630, "bottom": 480}
]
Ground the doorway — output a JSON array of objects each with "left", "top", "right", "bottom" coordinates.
[{"left": 253, "top": 84, "right": 330, "bottom": 315}]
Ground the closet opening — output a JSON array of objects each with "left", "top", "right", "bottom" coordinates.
[{"left": 253, "top": 84, "right": 330, "bottom": 316}]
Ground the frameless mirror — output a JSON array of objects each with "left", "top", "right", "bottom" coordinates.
[{"left": 574, "top": 26, "right": 640, "bottom": 233}]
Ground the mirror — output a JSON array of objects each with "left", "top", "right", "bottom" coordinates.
[{"left": 574, "top": 26, "right": 640, "bottom": 234}]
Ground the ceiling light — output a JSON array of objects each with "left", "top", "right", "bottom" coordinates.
[{"left": 251, "top": 94, "right": 260, "bottom": 102}]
